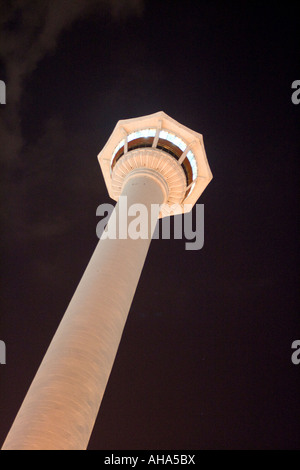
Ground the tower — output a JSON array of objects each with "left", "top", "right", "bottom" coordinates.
[{"left": 2, "top": 111, "right": 212, "bottom": 450}]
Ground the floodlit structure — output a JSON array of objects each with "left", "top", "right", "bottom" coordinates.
[{"left": 2, "top": 111, "right": 212, "bottom": 450}]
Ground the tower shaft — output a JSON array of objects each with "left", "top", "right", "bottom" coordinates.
[{"left": 2, "top": 172, "right": 165, "bottom": 450}]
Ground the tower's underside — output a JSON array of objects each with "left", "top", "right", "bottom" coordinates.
[{"left": 99, "top": 111, "right": 213, "bottom": 216}]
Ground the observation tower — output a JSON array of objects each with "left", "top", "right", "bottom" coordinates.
[{"left": 2, "top": 111, "right": 212, "bottom": 450}]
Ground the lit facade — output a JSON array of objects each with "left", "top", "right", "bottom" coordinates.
[{"left": 2, "top": 112, "right": 212, "bottom": 450}]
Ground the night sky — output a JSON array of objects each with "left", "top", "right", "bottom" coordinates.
[{"left": 0, "top": 0, "right": 299, "bottom": 450}]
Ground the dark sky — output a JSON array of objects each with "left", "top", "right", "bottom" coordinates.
[{"left": 0, "top": 0, "right": 299, "bottom": 450}]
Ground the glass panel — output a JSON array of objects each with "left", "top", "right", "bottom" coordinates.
[
  {"left": 187, "top": 150, "right": 197, "bottom": 179},
  {"left": 128, "top": 128, "right": 156, "bottom": 142},
  {"left": 127, "top": 133, "right": 136, "bottom": 142},
  {"left": 111, "top": 139, "right": 125, "bottom": 163},
  {"left": 174, "top": 136, "right": 186, "bottom": 151},
  {"left": 167, "top": 133, "right": 175, "bottom": 144},
  {"left": 143, "top": 128, "right": 156, "bottom": 138},
  {"left": 159, "top": 130, "right": 168, "bottom": 140},
  {"left": 159, "top": 130, "right": 187, "bottom": 152}
]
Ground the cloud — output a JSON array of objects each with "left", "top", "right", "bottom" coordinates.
[
  {"left": 0, "top": 0, "right": 144, "bottom": 104},
  {"left": 0, "top": 0, "right": 144, "bottom": 247},
  {"left": 0, "top": 0, "right": 144, "bottom": 163}
]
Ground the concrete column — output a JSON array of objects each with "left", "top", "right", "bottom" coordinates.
[{"left": 2, "top": 171, "right": 166, "bottom": 450}]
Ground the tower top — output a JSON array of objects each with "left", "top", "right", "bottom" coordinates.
[{"left": 98, "top": 111, "right": 213, "bottom": 216}]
